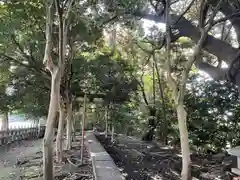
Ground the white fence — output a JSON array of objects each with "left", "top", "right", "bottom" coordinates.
[
  {"left": 0, "top": 120, "right": 45, "bottom": 146},
  {"left": 0, "top": 126, "right": 45, "bottom": 146},
  {"left": 0, "top": 121, "right": 38, "bottom": 131}
]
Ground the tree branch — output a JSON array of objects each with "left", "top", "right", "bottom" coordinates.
[
  {"left": 212, "top": 11, "right": 240, "bottom": 27},
  {"left": 179, "top": 0, "right": 223, "bottom": 102},
  {"left": 1, "top": 53, "right": 51, "bottom": 81},
  {"left": 43, "top": 0, "right": 56, "bottom": 73},
  {"left": 10, "top": 34, "right": 39, "bottom": 67},
  {"left": 174, "top": 0, "right": 196, "bottom": 24},
  {"left": 207, "top": 0, "right": 240, "bottom": 43},
  {"left": 132, "top": 11, "right": 238, "bottom": 65},
  {"left": 165, "top": 0, "right": 178, "bottom": 100}
]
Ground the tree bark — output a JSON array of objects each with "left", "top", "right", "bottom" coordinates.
[
  {"left": 176, "top": 104, "right": 191, "bottom": 180},
  {"left": 153, "top": 55, "right": 168, "bottom": 144},
  {"left": 80, "top": 94, "right": 87, "bottom": 164},
  {"left": 111, "top": 125, "right": 114, "bottom": 142},
  {"left": 0, "top": 112, "right": 8, "bottom": 131},
  {"left": 56, "top": 101, "right": 65, "bottom": 162},
  {"left": 42, "top": 0, "right": 57, "bottom": 179},
  {"left": 142, "top": 107, "right": 157, "bottom": 141},
  {"left": 66, "top": 102, "right": 73, "bottom": 150},
  {"left": 72, "top": 110, "right": 76, "bottom": 142},
  {"left": 105, "top": 107, "right": 108, "bottom": 138},
  {"left": 43, "top": 70, "right": 61, "bottom": 180}
]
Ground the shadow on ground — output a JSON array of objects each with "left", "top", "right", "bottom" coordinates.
[
  {"left": 95, "top": 134, "right": 233, "bottom": 180},
  {"left": 0, "top": 136, "right": 93, "bottom": 180}
]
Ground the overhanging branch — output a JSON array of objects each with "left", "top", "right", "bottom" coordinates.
[{"left": 132, "top": 11, "right": 238, "bottom": 64}]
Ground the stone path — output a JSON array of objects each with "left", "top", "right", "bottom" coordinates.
[{"left": 86, "top": 132, "right": 125, "bottom": 180}]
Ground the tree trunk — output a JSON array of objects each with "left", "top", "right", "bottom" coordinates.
[
  {"left": 56, "top": 102, "right": 65, "bottom": 162},
  {"left": 176, "top": 103, "right": 191, "bottom": 180},
  {"left": 153, "top": 55, "right": 168, "bottom": 145},
  {"left": 142, "top": 106, "right": 157, "bottom": 141},
  {"left": 43, "top": 70, "right": 61, "bottom": 180},
  {"left": 66, "top": 102, "right": 73, "bottom": 150},
  {"left": 80, "top": 94, "right": 87, "bottom": 164},
  {"left": 72, "top": 111, "right": 76, "bottom": 142},
  {"left": 0, "top": 112, "right": 8, "bottom": 131},
  {"left": 105, "top": 107, "right": 109, "bottom": 138},
  {"left": 111, "top": 125, "right": 114, "bottom": 142}
]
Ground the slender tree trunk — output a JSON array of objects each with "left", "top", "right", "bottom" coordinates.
[
  {"left": 43, "top": 70, "right": 61, "bottom": 180},
  {"left": 66, "top": 102, "right": 73, "bottom": 150},
  {"left": 56, "top": 102, "right": 65, "bottom": 162},
  {"left": 72, "top": 111, "right": 76, "bottom": 142},
  {"left": 80, "top": 94, "right": 87, "bottom": 164},
  {"left": 142, "top": 107, "right": 157, "bottom": 141},
  {"left": 111, "top": 125, "right": 114, "bottom": 142},
  {"left": 95, "top": 105, "right": 100, "bottom": 125},
  {"left": 99, "top": 108, "right": 105, "bottom": 130},
  {"left": 43, "top": 0, "right": 74, "bottom": 178},
  {"left": 176, "top": 103, "right": 191, "bottom": 180},
  {"left": 153, "top": 55, "right": 168, "bottom": 145},
  {"left": 105, "top": 107, "right": 108, "bottom": 138},
  {"left": 0, "top": 112, "right": 8, "bottom": 131},
  {"left": 152, "top": 58, "right": 156, "bottom": 104}
]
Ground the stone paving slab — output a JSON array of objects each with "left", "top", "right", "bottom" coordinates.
[{"left": 85, "top": 131, "right": 125, "bottom": 180}]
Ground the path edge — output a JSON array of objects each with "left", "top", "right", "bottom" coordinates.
[{"left": 85, "top": 131, "right": 125, "bottom": 180}]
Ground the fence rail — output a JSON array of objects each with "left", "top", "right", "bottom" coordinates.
[
  {"left": 0, "top": 122, "right": 38, "bottom": 131},
  {"left": 0, "top": 126, "right": 45, "bottom": 146}
]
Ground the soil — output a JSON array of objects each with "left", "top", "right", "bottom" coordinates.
[
  {"left": 0, "top": 136, "right": 93, "bottom": 180},
  {"left": 96, "top": 134, "right": 234, "bottom": 180}
]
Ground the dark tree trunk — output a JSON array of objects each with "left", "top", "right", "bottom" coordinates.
[{"left": 141, "top": 106, "right": 157, "bottom": 141}]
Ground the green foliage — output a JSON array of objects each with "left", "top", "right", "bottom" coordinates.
[
  {"left": 185, "top": 74, "right": 240, "bottom": 152},
  {"left": 0, "top": 0, "right": 239, "bottom": 156},
  {"left": 72, "top": 50, "right": 138, "bottom": 103}
]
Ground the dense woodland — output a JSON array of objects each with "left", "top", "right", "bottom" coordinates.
[{"left": 0, "top": 0, "right": 240, "bottom": 180}]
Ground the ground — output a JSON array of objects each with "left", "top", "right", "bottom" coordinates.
[
  {"left": 96, "top": 133, "right": 233, "bottom": 180},
  {"left": 0, "top": 133, "right": 235, "bottom": 180},
  {"left": 0, "top": 139, "right": 42, "bottom": 180},
  {"left": 0, "top": 136, "right": 93, "bottom": 180}
]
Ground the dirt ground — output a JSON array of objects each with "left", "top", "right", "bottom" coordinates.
[
  {"left": 0, "top": 136, "right": 93, "bottom": 180},
  {"left": 96, "top": 134, "right": 234, "bottom": 180}
]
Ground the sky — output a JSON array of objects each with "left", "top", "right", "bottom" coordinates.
[
  {"left": 142, "top": 19, "right": 166, "bottom": 35},
  {"left": 141, "top": 18, "right": 229, "bottom": 81}
]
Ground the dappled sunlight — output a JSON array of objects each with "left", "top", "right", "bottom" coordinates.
[
  {"left": 169, "top": 169, "right": 180, "bottom": 177},
  {"left": 142, "top": 19, "right": 166, "bottom": 36},
  {"left": 192, "top": 164, "right": 201, "bottom": 168},
  {"left": 176, "top": 154, "right": 182, "bottom": 158},
  {"left": 160, "top": 146, "right": 174, "bottom": 150},
  {"left": 90, "top": 151, "right": 109, "bottom": 157},
  {"left": 151, "top": 174, "right": 163, "bottom": 180},
  {"left": 96, "top": 165, "right": 114, "bottom": 169},
  {"left": 0, "top": 0, "right": 239, "bottom": 179}
]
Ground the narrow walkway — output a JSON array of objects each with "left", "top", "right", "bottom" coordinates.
[
  {"left": 86, "top": 132, "right": 125, "bottom": 180},
  {"left": 0, "top": 139, "right": 42, "bottom": 180},
  {"left": 96, "top": 133, "right": 232, "bottom": 180}
]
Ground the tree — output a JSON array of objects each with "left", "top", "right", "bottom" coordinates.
[
  {"left": 96, "top": 0, "right": 240, "bottom": 86},
  {"left": 185, "top": 73, "right": 240, "bottom": 152},
  {"left": 42, "top": 0, "right": 75, "bottom": 178},
  {"left": 159, "top": 1, "right": 222, "bottom": 179},
  {"left": 0, "top": 0, "right": 51, "bottom": 120}
]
